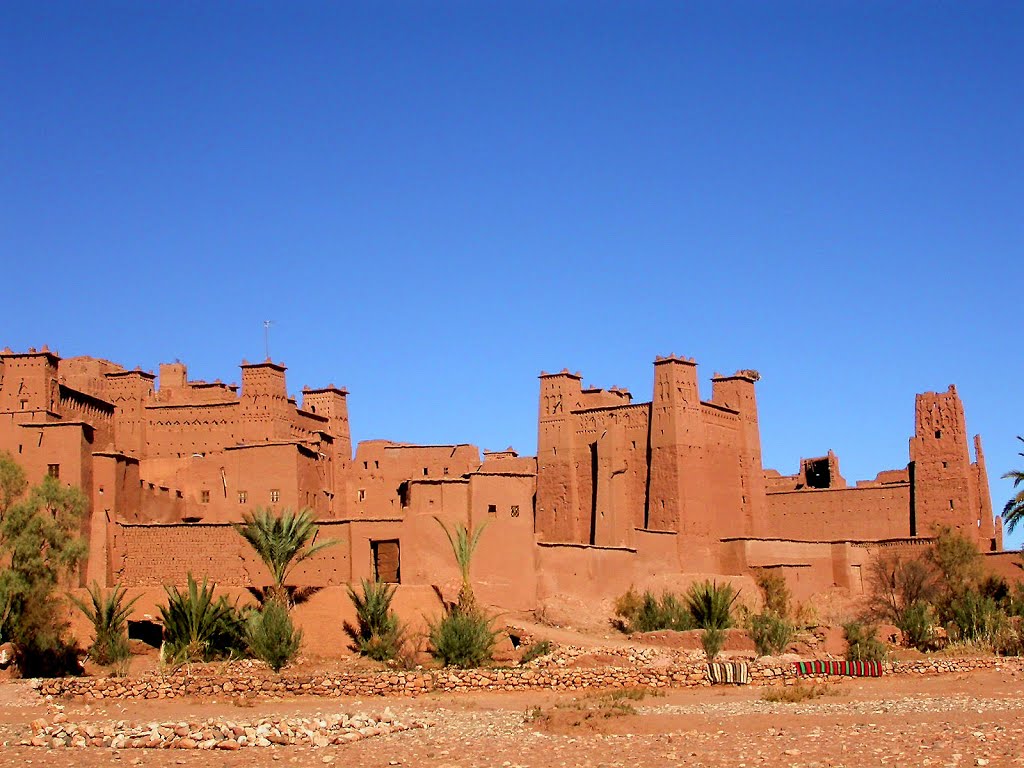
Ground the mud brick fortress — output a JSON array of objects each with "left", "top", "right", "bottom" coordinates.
[{"left": 0, "top": 345, "right": 1007, "bottom": 624}]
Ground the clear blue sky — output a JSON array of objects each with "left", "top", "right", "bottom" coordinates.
[{"left": 3, "top": 2, "right": 1021, "bottom": 548}]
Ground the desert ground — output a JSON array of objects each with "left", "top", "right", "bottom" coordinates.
[{"left": 3, "top": 663, "right": 1024, "bottom": 768}]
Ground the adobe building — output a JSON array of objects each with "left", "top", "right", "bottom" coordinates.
[{"left": 0, "top": 345, "right": 1007, "bottom": 632}]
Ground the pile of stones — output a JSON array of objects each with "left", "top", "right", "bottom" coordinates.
[{"left": 22, "top": 708, "right": 428, "bottom": 750}]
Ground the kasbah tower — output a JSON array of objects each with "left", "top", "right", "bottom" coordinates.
[{"left": 0, "top": 343, "right": 1011, "bottom": 651}]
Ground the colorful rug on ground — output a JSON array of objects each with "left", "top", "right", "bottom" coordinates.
[
  {"left": 793, "top": 660, "right": 883, "bottom": 677},
  {"left": 707, "top": 662, "right": 750, "bottom": 685}
]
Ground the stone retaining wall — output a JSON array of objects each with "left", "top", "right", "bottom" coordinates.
[{"left": 37, "top": 656, "right": 1023, "bottom": 701}]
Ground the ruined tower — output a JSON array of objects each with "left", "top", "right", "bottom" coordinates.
[{"left": 909, "top": 385, "right": 996, "bottom": 547}]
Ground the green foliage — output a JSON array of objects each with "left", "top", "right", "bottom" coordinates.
[
  {"left": 69, "top": 582, "right": 139, "bottom": 666},
  {"left": 754, "top": 570, "right": 791, "bottom": 618},
  {"left": 160, "top": 574, "right": 246, "bottom": 663},
  {"left": 686, "top": 580, "right": 738, "bottom": 630},
  {"left": 927, "top": 527, "right": 984, "bottom": 611},
  {"left": 947, "top": 590, "right": 1005, "bottom": 644},
  {"left": 244, "top": 598, "right": 302, "bottom": 672},
  {"left": 519, "top": 638, "right": 554, "bottom": 664},
  {"left": 1001, "top": 436, "right": 1024, "bottom": 534},
  {"left": 429, "top": 607, "right": 499, "bottom": 668},
  {"left": 843, "top": 621, "right": 887, "bottom": 663},
  {"left": 637, "top": 592, "right": 695, "bottom": 632},
  {"left": 344, "top": 579, "right": 404, "bottom": 662},
  {"left": 612, "top": 588, "right": 695, "bottom": 633},
  {"left": 749, "top": 611, "right": 795, "bottom": 657},
  {"left": 896, "top": 600, "right": 936, "bottom": 650},
  {"left": 433, "top": 517, "right": 488, "bottom": 613},
  {"left": 0, "top": 455, "right": 89, "bottom": 676},
  {"left": 233, "top": 507, "right": 338, "bottom": 602},
  {"left": 701, "top": 626, "right": 726, "bottom": 661},
  {"left": 1007, "top": 582, "right": 1024, "bottom": 619}
]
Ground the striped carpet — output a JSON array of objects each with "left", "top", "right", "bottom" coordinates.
[
  {"left": 793, "top": 659, "right": 883, "bottom": 677},
  {"left": 707, "top": 661, "right": 751, "bottom": 685}
]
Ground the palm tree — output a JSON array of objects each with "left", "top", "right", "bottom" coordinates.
[
  {"left": 1002, "top": 436, "right": 1024, "bottom": 535},
  {"left": 434, "top": 517, "right": 488, "bottom": 614},
  {"left": 69, "top": 581, "right": 140, "bottom": 665},
  {"left": 233, "top": 507, "right": 338, "bottom": 604}
]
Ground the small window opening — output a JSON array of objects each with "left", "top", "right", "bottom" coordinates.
[
  {"left": 357, "top": 489, "right": 366, "bottom": 502},
  {"left": 935, "top": 430, "right": 942, "bottom": 439},
  {"left": 949, "top": 499, "right": 955, "bottom": 509},
  {"left": 270, "top": 489, "right": 280, "bottom": 503},
  {"left": 443, "top": 466, "right": 449, "bottom": 475},
  {"left": 374, "top": 460, "right": 379, "bottom": 469},
  {"left": 200, "top": 490, "right": 210, "bottom": 504},
  {"left": 487, "top": 504, "right": 497, "bottom": 516},
  {"left": 942, "top": 461, "right": 948, "bottom": 468},
  {"left": 511, "top": 505, "right": 520, "bottom": 518},
  {"left": 423, "top": 467, "right": 428, "bottom": 476},
  {"left": 47, "top": 464, "right": 60, "bottom": 479},
  {"left": 238, "top": 490, "right": 247, "bottom": 504},
  {"left": 363, "top": 461, "right": 368, "bottom": 470}
]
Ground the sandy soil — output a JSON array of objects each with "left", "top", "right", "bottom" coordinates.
[{"left": 2, "top": 665, "right": 1024, "bottom": 767}]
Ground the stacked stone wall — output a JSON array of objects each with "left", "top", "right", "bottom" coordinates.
[{"left": 38, "top": 656, "right": 1022, "bottom": 700}]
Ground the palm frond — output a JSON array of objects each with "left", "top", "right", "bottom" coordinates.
[{"left": 233, "top": 507, "right": 339, "bottom": 594}]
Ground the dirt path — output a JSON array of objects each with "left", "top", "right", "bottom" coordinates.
[{"left": 2, "top": 667, "right": 1024, "bottom": 767}]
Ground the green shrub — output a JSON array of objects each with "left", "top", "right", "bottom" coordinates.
[
  {"left": 686, "top": 581, "right": 738, "bottom": 630},
  {"left": 754, "top": 570, "right": 791, "bottom": 618},
  {"left": 0, "top": 459, "right": 89, "bottom": 677},
  {"left": 344, "top": 579, "right": 404, "bottom": 662},
  {"left": 635, "top": 592, "right": 694, "bottom": 632},
  {"left": 613, "top": 588, "right": 695, "bottom": 633},
  {"left": 927, "top": 527, "right": 984, "bottom": 618},
  {"left": 947, "top": 589, "right": 1005, "bottom": 643},
  {"left": 160, "top": 574, "right": 246, "bottom": 663},
  {"left": 429, "top": 608, "right": 498, "bottom": 668},
  {"left": 701, "top": 627, "right": 726, "bottom": 661},
  {"left": 519, "top": 638, "right": 553, "bottom": 664},
  {"left": 898, "top": 600, "right": 937, "bottom": 650},
  {"left": 69, "top": 581, "right": 139, "bottom": 666},
  {"left": 1008, "top": 583, "right": 1024, "bottom": 619},
  {"left": 749, "top": 611, "right": 794, "bottom": 657},
  {"left": 244, "top": 599, "right": 301, "bottom": 672},
  {"left": 843, "top": 621, "right": 887, "bottom": 662}
]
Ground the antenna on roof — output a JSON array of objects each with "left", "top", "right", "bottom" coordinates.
[{"left": 263, "top": 320, "right": 274, "bottom": 360}]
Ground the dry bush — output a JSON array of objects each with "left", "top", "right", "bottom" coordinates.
[{"left": 762, "top": 682, "right": 837, "bottom": 703}]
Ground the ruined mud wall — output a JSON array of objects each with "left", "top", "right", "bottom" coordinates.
[{"left": 763, "top": 484, "right": 912, "bottom": 540}]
